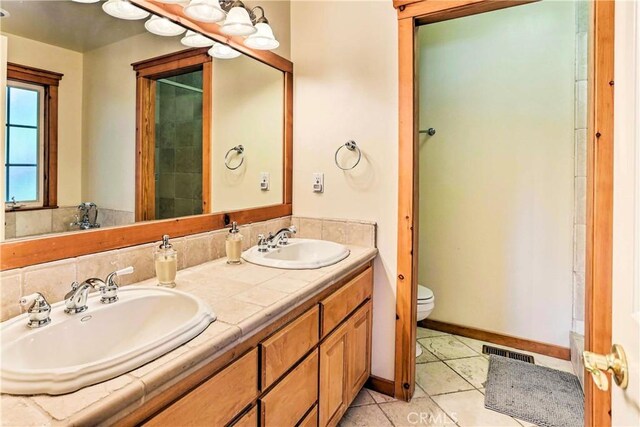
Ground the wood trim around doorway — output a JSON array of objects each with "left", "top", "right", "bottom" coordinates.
[
  {"left": 585, "top": 2, "right": 615, "bottom": 426},
  {"left": 134, "top": 48, "right": 212, "bottom": 222},
  {"left": 394, "top": 4, "right": 615, "bottom": 427}
]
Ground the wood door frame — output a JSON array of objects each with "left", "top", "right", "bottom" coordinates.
[
  {"left": 394, "top": 4, "right": 615, "bottom": 426},
  {"left": 133, "top": 47, "right": 212, "bottom": 221}
]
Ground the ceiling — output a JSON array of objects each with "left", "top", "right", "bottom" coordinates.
[{"left": 0, "top": 0, "right": 148, "bottom": 52}]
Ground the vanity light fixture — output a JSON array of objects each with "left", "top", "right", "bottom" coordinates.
[
  {"left": 184, "top": 0, "right": 226, "bottom": 23},
  {"left": 244, "top": 7, "right": 278, "bottom": 50},
  {"left": 181, "top": 30, "right": 215, "bottom": 47},
  {"left": 102, "top": 0, "right": 149, "bottom": 20},
  {"left": 219, "top": 1, "right": 256, "bottom": 36},
  {"left": 208, "top": 42, "right": 241, "bottom": 59},
  {"left": 145, "top": 15, "right": 187, "bottom": 36}
]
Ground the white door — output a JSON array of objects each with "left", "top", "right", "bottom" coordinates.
[{"left": 611, "top": 1, "right": 640, "bottom": 425}]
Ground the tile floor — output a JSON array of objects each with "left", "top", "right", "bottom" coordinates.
[{"left": 339, "top": 327, "right": 576, "bottom": 427}]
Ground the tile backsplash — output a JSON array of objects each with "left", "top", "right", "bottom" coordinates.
[{"left": 0, "top": 215, "right": 376, "bottom": 322}]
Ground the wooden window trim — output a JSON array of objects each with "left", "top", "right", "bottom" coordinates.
[
  {"left": 394, "top": 5, "right": 615, "bottom": 427},
  {"left": 0, "top": 13, "right": 293, "bottom": 270},
  {"left": 6, "top": 63, "right": 62, "bottom": 209}
]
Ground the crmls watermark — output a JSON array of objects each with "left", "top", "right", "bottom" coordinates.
[{"left": 406, "top": 411, "right": 458, "bottom": 425}]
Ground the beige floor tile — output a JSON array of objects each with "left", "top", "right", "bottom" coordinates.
[
  {"left": 417, "top": 344, "right": 439, "bottom": 363},
  {"left": 432, "top": 390, "right": 522, "bottom": 427},
  {"left": 416, "top": 362, "right": 474, "bottom": 396},
  {"left": 351, "top": 388, "right": 376, "bottom": 407},
  {"left": 453, "top": 336, "right": 488, "bottom": 355},
  {"left": 378, "top": 397, "right": 455, "bottom": 427},
  {"left": 418, "top": 336, "right": 479, "bottom": 360},
  {"left": 368, "top": 388, "right": 396, "bottom": 404},
  {"left": 339, "top": 403, "right": 394, "bottom": 427},
  {"left": 417, "top": 327, "right": 449, "bottom": 339},
  {"left": 444, "top": 356, "right": 489, "bottom": 389}
]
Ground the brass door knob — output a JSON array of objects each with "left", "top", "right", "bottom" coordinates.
[{"left": 583, "top": 344, "right": 629, "bottom": 391}]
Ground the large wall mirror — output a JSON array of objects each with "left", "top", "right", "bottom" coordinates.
[{"left": 0, "top": 0, "right": 293, "bottom": 269}]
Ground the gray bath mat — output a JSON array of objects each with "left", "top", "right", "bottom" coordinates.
[{"left": 484, "top": 355, "right": 584, "bottom": 427}]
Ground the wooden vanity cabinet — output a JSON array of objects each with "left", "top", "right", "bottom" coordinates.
[
  {"left": 319, "top": 300, "right": 373, "bottom": 427},
  {"left": 136, "top": 265, "right": 374, "bottom": 427}
]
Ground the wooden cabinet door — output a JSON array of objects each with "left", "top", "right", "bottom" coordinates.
[
  {"left": 347, "top": 301, "right": 372, "bottom": 403},
  {"left": 319, "top": 321, "right": 349, "bottom": 427}
]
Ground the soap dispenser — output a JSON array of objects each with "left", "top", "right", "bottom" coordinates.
[
  {"left": 226, "top": 222, "right": 243, "bottom": 264},
  {"left": 155, "top": 234, "right": 177, "bottom": 288}
]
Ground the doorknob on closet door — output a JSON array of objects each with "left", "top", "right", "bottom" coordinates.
[{"left": 583, "top": 344, "right": 629, "bottom": 391}]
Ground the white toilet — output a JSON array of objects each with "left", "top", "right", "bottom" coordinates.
[{"left": 416, "top": 285, "right": 435, "bottom": 357}]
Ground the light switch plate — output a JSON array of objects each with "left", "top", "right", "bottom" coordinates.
[
  {"left": 313, "top": 173, "right": 324, "bottom": 193},
  {"left": 260, "top": 172, "right": 270, "bottom": 191}
]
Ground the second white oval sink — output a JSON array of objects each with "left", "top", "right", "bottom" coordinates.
[
  {"left": 242, "top": 238, "right": 350, "bottom": 269},
  {"left": 1, "top": 286, "right": 215, "bottom": 395}
]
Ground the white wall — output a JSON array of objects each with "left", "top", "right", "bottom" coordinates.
[
  {"left": 418, "top": 2, "right": 575, "bottom": 347},
  {"left": 4, "top": 33, "right": 83, "bottom": 207},
  {"left": 211, "top": 55, "right": 284, "bottom": 212},
  {"left": 291, "top": 1, "right": 398, "bottom": 380}
]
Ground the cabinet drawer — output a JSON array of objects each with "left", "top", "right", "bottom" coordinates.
[
  {"left": 232, "top": 405, "right": 258, "bottom": 427},
  {"left": 260, "top": 350, "right": 319, "bottom": 427},
  {"left": 261, "top": 306, "right": 319, "bottom": 389},
  {"left": 146, "top": 349, "right": 258, "bottom": 427},
  {"left": 320, "top": 267, "right": 373, "bottom": 337},
  {"left": 298, "top": 404, "right": 318, "bottom": 427}
]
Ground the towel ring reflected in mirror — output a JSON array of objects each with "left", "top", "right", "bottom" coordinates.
[
  {"left": 335, "top": 140, "right": 362, "bottom": 171},
  {"left": 224, "top": 145, "right": 245, "bottom": 170}
]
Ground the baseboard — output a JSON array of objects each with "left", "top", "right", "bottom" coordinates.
[
  {"left": 365, "top": 375, "right": 395, "bottom": 397},
  {"left": 421, "top": 319, "right": 571, "bottom": 360}
]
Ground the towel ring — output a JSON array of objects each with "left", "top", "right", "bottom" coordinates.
[
  {"left": 334, "top": 140, "right": 362, "bottom": 171},
  {"left": 225, "top": 145, "right": 245, "bottom": 170}
]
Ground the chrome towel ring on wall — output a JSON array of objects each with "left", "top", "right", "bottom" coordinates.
[
  {"left": 335, "top": 140, "right": 362, "bottom": 171},
  {"left": 225, "top": 145, "right": 245, "bottom": 170}
]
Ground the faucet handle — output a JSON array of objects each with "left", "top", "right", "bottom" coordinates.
[
  {"left": 102, "top": 266, "right": 135, "bottom": 304},
  {"left": 257, "top": 234, "right": 269, "bottom": 252},
  {"left": 19, "top": 293, "right": 51, "bottom": 328}
]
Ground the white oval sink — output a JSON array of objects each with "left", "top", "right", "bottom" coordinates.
[
  {"left": 1, "top": 286, "right": 215, "bottom": 395},
  {"left": 242, "top": 238, "right": 350, "bottom": 269}
]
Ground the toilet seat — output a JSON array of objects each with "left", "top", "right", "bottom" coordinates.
[{"left": 417, "top": 285, "right": 434, "bottom": 303}]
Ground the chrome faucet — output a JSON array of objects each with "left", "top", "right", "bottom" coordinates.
[
  {"left": 19, "top": 293, "right": 52, "bottom": 328},
  {"left": 267, "top": 226, "right": 297, "bottom": 249},
  {"left": 64, "top": 267, "right": 135, "bottom": 313},
  {"left": 64, "top": 279, "right": 106, "bottom": 314},
  {"left": 70, "top": 202, "right": 100, "bottom": 230}
]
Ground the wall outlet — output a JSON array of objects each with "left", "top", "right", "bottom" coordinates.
[
  {"left": 260, "top": 172, "right": 270, "bottom": 191},
  {"left": 313, "top": 173, "right": 324, "bottom": 193}
]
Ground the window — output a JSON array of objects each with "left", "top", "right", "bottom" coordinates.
[
  {"left": 5, "top": 63, "right": 62, "bottom": 209},
  {"left": 5, "top": 81, "right": 45, "bottom": 206}
]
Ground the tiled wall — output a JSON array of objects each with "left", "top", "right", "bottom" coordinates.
[
  {"left": 4, "top": 207, "right": 134, "bottom": 239},
  {"left": 155, "top": 71, "right": 204, "bottom": 220},
  {"left": 0, "top": 215, "right": 376, "bottom": 322},
  {"left": 571, "top": 1, "right": 588, "bottom": 388}
]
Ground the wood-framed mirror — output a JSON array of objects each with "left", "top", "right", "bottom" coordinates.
[{"left": 0, "top": 0, "right": 293, "bottom": 270}]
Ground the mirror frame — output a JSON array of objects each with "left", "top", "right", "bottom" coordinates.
[{"left": 0, "top": 0, "right": 293, "bottom": 270}]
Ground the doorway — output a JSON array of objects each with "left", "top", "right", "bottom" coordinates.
[
  {"left": 133, "top": 48, "right": 212, "bottom": 222},
  {"left": 393, "top": 1, "right": 616, "bottom": 425}
]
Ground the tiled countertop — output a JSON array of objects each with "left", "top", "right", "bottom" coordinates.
[{"left": 0, "top": 245, "right": 378, "bottom": 426}]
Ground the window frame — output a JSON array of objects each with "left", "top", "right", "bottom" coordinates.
[
  {"left": 5, "top": 80, "right": 46, "bottom": 207},
  {"left": 5, "top": 62, "right": 63, "bottom": 211}
]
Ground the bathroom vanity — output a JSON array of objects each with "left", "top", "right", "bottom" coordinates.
[
  {"left": 139, "top": 264, "right": 373, "bottom": 427},
  {"left": 0, "top": 242, "right": 377, "bottom": 426}
]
